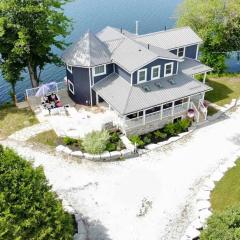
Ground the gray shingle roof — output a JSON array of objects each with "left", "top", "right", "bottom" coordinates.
[
  {"left": 93, "top": 73, "right": 212, "bottom": 115},
  {"left": 180, "top": 58, "right": 213, "bottom": 75},
  {"left": 62, "top": 31, "right": 111, "bottom": 67},
  {"left": 134, "top": 27, "right": 203, "bottom": 50}
]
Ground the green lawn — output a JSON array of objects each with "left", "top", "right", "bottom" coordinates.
[
  {"left": 28, "top": 130, "right": 61, "bottom": 148},
  {"left": 211, "top": 159, "right": 240, "bottom": 212},
  {"left": 207, "top": 106, "right": 218, "bottom": 116},
  {"left": 0, "top": 104, "right": 38, "bottom": 139},
  {"left": 205, "top": 73, "right": 240, "bottom": 106}
]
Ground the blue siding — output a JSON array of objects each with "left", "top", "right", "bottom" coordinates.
[
  {"left": 93, "top": 64, "right": 114, "bottom": 84},
  {"left": 115, "top": 64, "right": 131, "bottom": 83},
  {"left": 185, "top": 45, "right": 198, "bottom": 59},
  {"left": 67, "top": 66, "right": 91, "bottom": 105},
  {"left": 132, "top": 59, "right": 178, "bottom": 84}
]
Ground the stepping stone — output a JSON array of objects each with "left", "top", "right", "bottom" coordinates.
[
  {"left": 197, "top": 190, "right": 211, "bottom": 200},
  {"left": 191, "top": 218, "right": 203, "bottom": 230},
  {"left": 197, "top": 200, "right": 211, "bottom": 211},
  {"left": 202, "top": 180, "right": 215, "bottom": 191},
  {"left": 199, "top": 209, "right": 212, "bottom": 223},
  {"left": 185, "top": 225, "right": 200, "bottom": 239},
  {"left": 210, "top": 171, "right": 224, "bottom": 182}
]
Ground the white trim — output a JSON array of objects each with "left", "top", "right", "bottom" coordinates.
[
  {"left": 131, "top": 73, "right": 133, "bottom": 85},
  {"left": 164, "top": 62, "right": 174, "bottom": 77},
  {"left": 196, "top": 44, "right": 199, "bottom": 60},
  {"left": 93, "top": 64, "right": 106, "bottom": 77},
  {"left": 151, "top": 65, "right": 161, "bottom": 80},
  {"left": 177, "top": 47, "right": 185, "bottom": 58},
  {"left": 113, "top": 64, "right": 116, "bottom": 73},
  {"left": 67, "top": 79, "right": 74, "bottom": 95},
  {"left": 176, "top": 62, "right": 179, "bottom": 74},
  {"left": 89, "top": 68, "right": 93, "bottom": 106},
  {"left": 168, "top": 43, "right": 202, "bottom": 51},
  {"left": 137, "top": 68, "right": 147, "bottom": 83},
  {"left": 67, "top": 65, "right": 72, "bottom": 74}
]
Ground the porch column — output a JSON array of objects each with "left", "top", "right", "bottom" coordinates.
[
  {"left": 171, "top": 101, "right": 175, "bottom": 116},
  {"left": 187, "top": 96, "right": 191, "bottom": 109},
  {"left": 160, "top": 105, "right": 163, "bottom": 120},
  {"left": 143, "top": 110, "right": 146, "bottom": 125},
  {"left": 203, "top": 72, "right": 207, "bottom": 84}
]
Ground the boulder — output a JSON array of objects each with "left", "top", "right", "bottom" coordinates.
[
  {"left": 109, "top": 151, "right": 121, "bottom": 160},
  {"left": 71, "top": 151, "right": 84, "bottom": 158},
  {"left": 100, "top": 151, "right": 111, "bottom": 160}
]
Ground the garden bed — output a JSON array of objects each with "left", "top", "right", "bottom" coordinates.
[{"left": 129, "top": 118, "right": 191, "bottom": 149}]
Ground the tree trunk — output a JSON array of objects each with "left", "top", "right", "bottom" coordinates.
[
  {"left": 27, "top": 62, "right": 38, "bottom": 88},
  {"left": 11, "top": 83, "right": 17, "bottom": 106}
]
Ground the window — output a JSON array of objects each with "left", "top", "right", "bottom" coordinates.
[
  {"left": 67, "top": 65, "right": 72, "bottom": 73},
  {"left": 137, "top": 69, "right": 147, "bottom": 83},
  {"left": 94, "top": 65, "right": 106, "bottom": 76},
  {"left": 151, "top": 66, "right": 161, "bottom": 80},
  {"left": 68, "top": 79, "right": 74, "bottom": 95},
  {"left": 164, "top": 62, "right": 174, "bottom": 77},
  {"left": 178, "top": 47, "right": 185, "bottom": 58},
  {"left": 163, "top": 102, "right": 173, "bottom": 109}
]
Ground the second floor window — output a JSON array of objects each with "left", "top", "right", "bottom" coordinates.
[
  {"left": 137, "top": 69, "right": 147, "bottom": 83},
  {"left": 151, "top": 66, "right": 160, "bottom": 80},
  {"left": 178, "top": 47, "right": 185, "bottom": 58},
  {"left": 164, "top": 62, "right": 174, "bottom": 77},
  {"left": 94, "top": 65, "right": 106, "bottom": 77}
]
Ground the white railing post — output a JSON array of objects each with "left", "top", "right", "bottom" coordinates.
[
  {"left": 171, "top": 101, "right": 175, "bottom": 116},
  {"left": 160, "top": 105, "right": 163, "bottom": 120},
  {"left": 143, "top": 110, "right": 146, "bottom": 125}
]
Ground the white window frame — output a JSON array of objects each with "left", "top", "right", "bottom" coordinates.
[
  {"left": 67, "top": 65, "right": 72, "bottom": 74},
  {"left": 177, "top": 47, "right": 185, "bottom": 58},
  {"left": 93, "top": 64, "right": 106, "bottom": 77},
  {"left": 137, "top": 68, "right": 147, "bottom": 83},
  {"left": 164, "top": 62, "right": 174, "bottom": 77},
  {"left": 151, "top": 65, "right": 161, "bottom": 80},
  {"left": 68, "top": 79, "right": 74, "bottom": 95}
]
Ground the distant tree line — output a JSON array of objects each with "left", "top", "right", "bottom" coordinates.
[
  {"left": 177, "top": 0, "right": 240, "bottom": 73},
  {"left": 0, "top": 0, "right": 72, "bottom": 104}
]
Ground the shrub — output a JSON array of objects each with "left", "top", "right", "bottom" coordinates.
[
  {"left": 154, "top": 130, "right": 167, "bottom": 140},
  {"left": 106, "top": 142, "right": 117, "bottom": 152},
  {"left": 129, "top": 135, "right": 145, "bottom": 148},
  {"left": 201, "top": 205, "right": 240, "bottom": 240},
  {"left": 82, "top": 130, "right": 110, "bottom": 154},
  {"left": 178, "top": 118, "right": 191, "bottom": 132},
  {"left": 163, "top": 123, "right": 176, "bottom": 136},
  {"left": 110, "top": 131, "right": 120, "bottom": 143},
  {"left": 143, "top": 135, "right": 151, "bottom": 145},
  {"left": 63, "top": 136, "right": 78, "bottom": 145},
  {"left": 0, "top": 146, "right": 74, "bottom": 239}
]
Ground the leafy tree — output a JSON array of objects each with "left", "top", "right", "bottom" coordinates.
[
  {"left": 177, "top": 0, "right": 240, "bottom": 73},
  {"left": 0, "top": 146, "right": 74, "bottom": 239},
  {"left": 0, "top": 0, "right": 72, "bottom": 88},
  {"left": 201, "top": 205, "right": 240, "bottom": 240},
  {"left": 1, "top": 58, "right": 24, "bottom": 105}
]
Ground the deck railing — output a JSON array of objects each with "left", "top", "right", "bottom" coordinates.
[
  {"left": 26, "top": 81, "right": 66, "bottom": 99},
  {"left": 122, "top": 102, "right": 189, "bottom": 130}
]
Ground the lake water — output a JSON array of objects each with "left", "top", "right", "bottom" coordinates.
[{"left": 0, "top": 0, "right": 239, "bottom": 104}]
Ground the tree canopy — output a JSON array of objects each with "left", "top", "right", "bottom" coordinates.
[
  {"left": 0, "top": 0, "right": 72, "bottom": 88},
  {"left": 0, "top": 145, "right": 75, "bottom": 239},
  {"left": 201, "top": 205, "right": 240, "bottom": 240},
  {"left": 177, "top": 0, "right": 240, "bottom": 73}
]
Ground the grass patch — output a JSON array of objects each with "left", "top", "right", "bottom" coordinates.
[
  {"left": 211, "top": 159, "right": 240, "bottom": 212},
  {"left": 207, "top": 106, "right": 218, "bottom": 116},
  {"left": 28, "top": 130, "right": 61, "bottom": 148},
  {"left": 0, "top": 104, "right": 38, "bottom": 138},
  {"left": 205, "top": 73, "right": 240, "bottom": 106}
]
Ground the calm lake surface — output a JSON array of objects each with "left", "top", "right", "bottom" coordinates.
[{"left": 0, "top": 0, "right": 239, "bottom": 104}]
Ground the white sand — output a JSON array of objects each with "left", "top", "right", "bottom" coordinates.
[{"left": 3, "top": 108, "right": 240, "bottom": 240}]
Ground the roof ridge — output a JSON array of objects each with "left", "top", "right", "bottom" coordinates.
[{"left": 133, "top": 26, "right": 192, "bottom": 39}]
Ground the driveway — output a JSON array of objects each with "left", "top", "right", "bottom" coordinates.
[{"left": 2, "top": 108, "right": 240, "bottom": 240}]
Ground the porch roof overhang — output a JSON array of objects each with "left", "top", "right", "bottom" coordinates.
[
  {"left": 180, "top": 58, "right": 213, "bottom": 76},
  {"left": 92, "top": 73, "right": 212, "bottom": 116}
]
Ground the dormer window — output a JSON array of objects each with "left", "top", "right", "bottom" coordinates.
[
  {"left": 151, "top": 66, "right": 161, "bottom": 80},
  {"left": 67, "top": 65, "right": 72, "bottom": 73},
  {"left": 94, "top": 65, "right": 106, "bottom": 77},
  {"left": 137, "top": 69, "right": 147, "bottom": 83},
  {"left": 177, "top": 47, "right": 185, "bottom": 58},
  {"left": 164, "top": 62, "right": 174, "bottom": 77}
]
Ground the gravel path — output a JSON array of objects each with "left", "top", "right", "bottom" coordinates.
[{"left": 2, "top": 108, "right": 240, "bottom": 240}]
